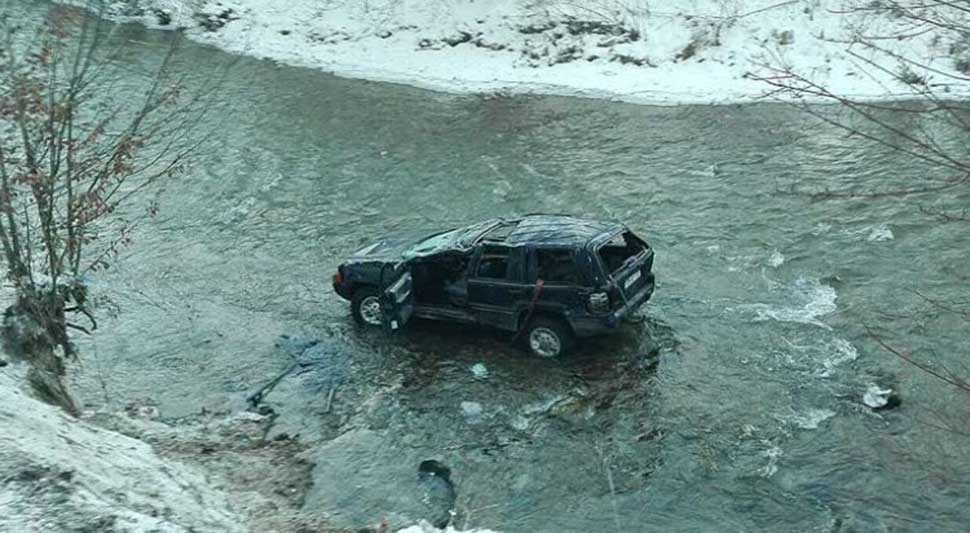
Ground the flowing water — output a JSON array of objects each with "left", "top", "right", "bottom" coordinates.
[{"left": 27, "top": 6, "right": 970, "bottom": 532}]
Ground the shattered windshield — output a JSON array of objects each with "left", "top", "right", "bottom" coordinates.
[{"left": 403, "top": 219, "right": 501, "bottom": 259}]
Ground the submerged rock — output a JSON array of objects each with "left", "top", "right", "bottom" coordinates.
[{"left": 304, "top": 429, "right": 460, "bottom": 529}]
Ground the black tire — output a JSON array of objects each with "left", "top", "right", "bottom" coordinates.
[
  {"left": 524, "top": 316, "right": 574, "bottom": 358},
  {"left": 351, "top": 287, "right": 383, "bottom": 327}
]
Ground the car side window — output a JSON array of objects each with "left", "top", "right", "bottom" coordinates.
[
  {"left": 536, "top": 249, "right": 581, "bottom": 285},
  {"left": 476, "top": 246, "right": 510, "bottom": 279}
]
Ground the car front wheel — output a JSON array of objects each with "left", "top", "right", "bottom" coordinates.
[
  {"left": 351, "top": 288, "right": 383, "bottom": 327},
  {"left": 525, "top": 317, "right": 574, "bottom": 358}
]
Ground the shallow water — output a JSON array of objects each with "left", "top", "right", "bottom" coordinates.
[{"left": 35, "top": 8, "right": 970, "bottom": 533}]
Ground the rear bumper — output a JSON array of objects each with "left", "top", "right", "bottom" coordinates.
[
  {"left": 613, "top": 278, "right": 654, "bottom": 321},
  {"left": 568, "top": 279, "right": 655, "bottom": 338}
]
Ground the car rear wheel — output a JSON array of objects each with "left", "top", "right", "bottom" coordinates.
[
  {"left": 351, "top": 288, "right": 383, "bottom": 327},
  {"left": 525, "top": 316, "right": 574, "bottom": 358}
]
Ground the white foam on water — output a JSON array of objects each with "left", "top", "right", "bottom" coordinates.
[
  {"left": 397, "top": 521, "right": 501, "bottom": 533},
  {"left": 811, "top": 223, "right": 832, "bottom": 236},
  {"left": 819, "top": 338, "right": 858, "bottom": 377},
  {"left": 743, "top": 277, "right": 838, "bottom": 329},
  {"left": 758, "top": 443, "right": 783, "bottom": 478},
  {"left": 788, "top": 408, "right": 836, "bottom": 430},
  {"left": 867, "top": 224, "right": 894, "bottom": 242},
  {"left": 767, "top": 250, "right": 785, "bottom": 268}
]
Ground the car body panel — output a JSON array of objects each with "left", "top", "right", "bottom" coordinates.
[{"left": 380, "top": 264, "right": 414, "bottom": 332}]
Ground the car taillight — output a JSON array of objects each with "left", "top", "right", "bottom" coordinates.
[
  {"left": 333, "top": 268, "right": 344, "bottom": 285},
  {"left": 588, "top": 291, "right": 610, "bottom": 313}
]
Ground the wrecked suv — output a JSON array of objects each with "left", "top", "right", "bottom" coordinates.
[{"left": 332, "top": 215, "right": 655, "bottom": 358}]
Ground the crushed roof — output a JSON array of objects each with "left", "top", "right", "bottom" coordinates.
[{"left": 503, "top": 215, "right": 623, "bottom": 246}]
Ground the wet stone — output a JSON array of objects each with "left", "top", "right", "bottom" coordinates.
[
  {"left": 417, "top": 460, "right": 457, "bottom": 528},
  {"left": 304, "top": 429, "right": 458, "bottom": 529}
]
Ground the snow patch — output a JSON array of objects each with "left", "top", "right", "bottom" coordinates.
[
  {"left": 0, "top": 365, "right": 243, "bottom": 532},
  {"left": 86, "top": 0, "right": 970, "bottom": 105}
]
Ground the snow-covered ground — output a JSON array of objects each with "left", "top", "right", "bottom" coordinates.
[
  {"left": 108, "top": 0, "right": 970, "bottom": 105},
  {"left": 0, "top": 360, "right": 499, "bottom": 532},
  {"left": 0, "top": 364, "right": 244, "bottom": 532}
]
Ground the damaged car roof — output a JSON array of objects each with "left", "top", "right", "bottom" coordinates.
[
  {"left": 402, "top": 215, "right": 625, "bottom": 260},
  {"left": 502, "top": 215, "right": 624, "bottom": 247}
]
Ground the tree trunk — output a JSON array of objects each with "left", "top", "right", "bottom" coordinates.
[{"left": 3, "top": 291, "right": 79, "bottom": 416}]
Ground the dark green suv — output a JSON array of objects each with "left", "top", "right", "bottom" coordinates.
[{"left": 332, "top": 215, "right": 655, "bottom": 358}]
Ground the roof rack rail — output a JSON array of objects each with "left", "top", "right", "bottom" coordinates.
[{"left": 519, "top": 212, "right": 575, "bottom": 218}]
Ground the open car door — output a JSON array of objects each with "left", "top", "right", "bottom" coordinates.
[{"left": 380, "top": 263, "right": 415, "bottom": 333}]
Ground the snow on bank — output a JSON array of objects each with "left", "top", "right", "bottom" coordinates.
[
  {"left": 0, "top": 365, "right": 243, "bottom": 532},
  {"left": 107, "top": 0, "right": 970, "bottom": 105},
  {"left": 0, "top": 362, "right": 497, "bottom": 533}
]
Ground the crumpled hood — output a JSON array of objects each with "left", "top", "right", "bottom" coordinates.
[
  {"left": 348, "top": 219, "right": 498, "bottom": 264},
  {"left": 348, "top": 229, "right": 439, "bottom": 263}
]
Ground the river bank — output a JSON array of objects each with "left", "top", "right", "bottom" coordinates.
[
  {"left": 6, "top": 2, "right": 970, "bottom": 532},
  {"left": 3, "top": 358, "right": 498, "bottom": 532},
  {"left": 0, "top": 361, "right": 345, "bottom": 532},
  {"left": 101, "top": 0, "right": 970, "bottom": 105}
]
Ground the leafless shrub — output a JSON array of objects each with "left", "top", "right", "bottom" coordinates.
[
  {"left": 750, "top": 1, "right": 970, "bottom": 440},
  {"left": 0, "top": 1, "right": 227, "bottom": 413}
]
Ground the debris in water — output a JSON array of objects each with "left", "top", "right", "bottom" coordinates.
[
  {"left": 248, "top": 335, "right": 351, "bottom": 409},
  {"left": 417, "top": 460, "right": 457, "bottom": 529},
  {"left": 461, "top": 401, "right": 483, "bottom": 423},
  {"left": 863, "top": 384, "right": 900, "bottom": 410},
  {"left": 470, "top": 363, "right": 489, "bottom": 380}
]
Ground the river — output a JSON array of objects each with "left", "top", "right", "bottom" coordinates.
[{"left": 42, "top": 7, "right": 970, "bottom": 532}]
